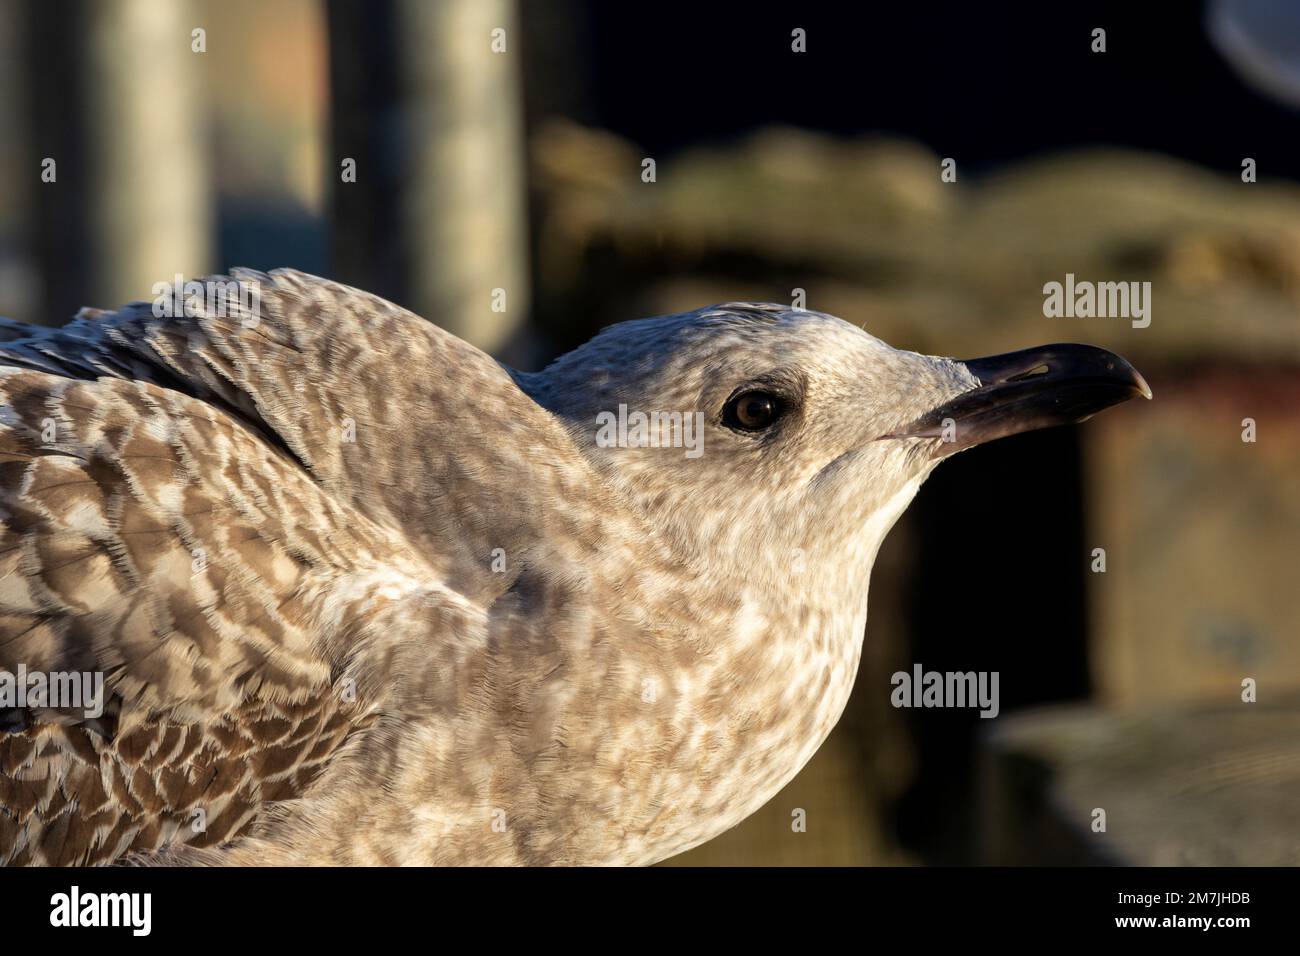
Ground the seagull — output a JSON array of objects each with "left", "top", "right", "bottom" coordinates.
[{"left": 0, "top": 269, "right": 1149, "bottom": 865}]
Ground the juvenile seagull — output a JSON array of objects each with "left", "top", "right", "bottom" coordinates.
[{"left": 0, "top": 270, "right": 1149, "bottom": 865}]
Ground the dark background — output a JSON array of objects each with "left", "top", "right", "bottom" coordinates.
[{"left": 573, "top": 2, "right": 1290, "bottom": 176}]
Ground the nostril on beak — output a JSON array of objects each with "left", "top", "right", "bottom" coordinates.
[
  {"left": 1004, "top": 363, "right": 1051, "bottom": 384},
  {"left": 961, "top": 344, "right": 1151, "bottom": 401}
]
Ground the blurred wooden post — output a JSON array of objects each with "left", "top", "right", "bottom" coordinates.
[
  {"left": 88, "top": 0, "right": 212, "bottom": 308},
  {"left": 26, "top": 0, "right": 211, "bottom": 324},
  {"left": 25, "top": 0, "right": 90, "bottom": 326},
  {"left": 326, "top": 0, "right": 400, "bottom": 305},
  {"left": 328, "top": 0, "right": 529, "bottom": 353},
  {"left": 0, "top": 1, "right": 36, "bottom": 323}
]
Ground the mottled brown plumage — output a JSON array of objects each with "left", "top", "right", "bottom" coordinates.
[{"left": 0, "top": 270, "right": 1146, "bottom": 864}]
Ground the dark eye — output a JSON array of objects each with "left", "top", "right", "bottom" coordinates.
[{"left": 724, "top": 390, "right": 783, "bottom": 431}]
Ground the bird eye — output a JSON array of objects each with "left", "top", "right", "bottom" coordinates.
[{"left": 724, "top": 390, "right": 783, "bottom": 431}]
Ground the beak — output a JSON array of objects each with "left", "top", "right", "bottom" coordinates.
[{"left": 880, "top": 343, "right": 1152, "bottom": 457}]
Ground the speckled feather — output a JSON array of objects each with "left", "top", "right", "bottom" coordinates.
[{"left": 0, "top": 270, "right": 977, "bottom": 865}]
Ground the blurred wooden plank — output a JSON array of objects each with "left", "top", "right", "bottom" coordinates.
[{"left": 981, "top": 700, "right": 1300, "bottom": 865}]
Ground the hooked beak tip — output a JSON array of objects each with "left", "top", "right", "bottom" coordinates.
[
  {"left": 881, "top": 343, "right": 1151, "bottom": 455},
  {"left": 1133, "top": 368, "right": 1154, "bottom": 401}
]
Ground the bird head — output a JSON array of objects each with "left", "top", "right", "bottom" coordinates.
[{"left": 521, "top": 304, "right": 1150, "bottom": 599}]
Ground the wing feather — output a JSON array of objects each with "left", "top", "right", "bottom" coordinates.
[{"left": 0, "top": 270, "right": 605, "bottom": 865}]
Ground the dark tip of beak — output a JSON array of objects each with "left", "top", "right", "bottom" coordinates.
[
  {"left": 882, "top": 343, "right": 1151, "bottom": 457},
  {"left": 963, "top": 343, "right": 1152, "bottom": 401}
]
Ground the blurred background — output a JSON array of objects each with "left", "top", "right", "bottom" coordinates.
[{"left": 0, "top": 0, "right": 1297, "bottom": 865}]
